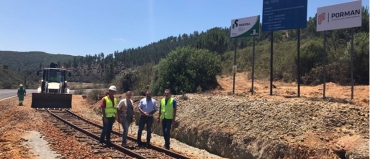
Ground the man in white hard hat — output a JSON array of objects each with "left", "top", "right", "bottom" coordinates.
[
  {"left": 99, "top": 85, "right": 117, "bottom": 147},
  {"left": 17, "top": 84, "right": 26, "bottom": 106}
]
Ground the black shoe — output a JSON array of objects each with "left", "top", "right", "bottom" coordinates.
[
  {"left": 163, "top": 145, "right": 170, "bottom": 150},
  {"left": 136, "top": 142, "right": 143, "bottom": 147},
  {"left": 121, "top": 144, "right": 129, "bottom": 148},
  {"left": 146, "top": 143, "right": 151, "bottom": 148},
  {"left": 106, "top": 141, "right": 113, "bottom": 147}
]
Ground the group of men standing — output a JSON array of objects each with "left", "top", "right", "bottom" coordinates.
[{"left": 99, "top": 86, "right": 177, "bottom": 150}]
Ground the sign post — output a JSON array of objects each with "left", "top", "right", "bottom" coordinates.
[
  {"left": 230, "top": 15, "right": 260, "bottom": 95},
  {"left": 317, "top": 0, "right": 362, "bottom": 99},
  {"left": 233, "top": 39, "right": 237, "bottom": 95},
  {"left": 297, "top": 29, "right": 301, "bottom": 97},
  {"left": 252, "top": 36, "right": 256, "bottom": 95},
  {"left": 323, "top": 31, "right": 327, "bottom": 98},
  {"left": 262, "top": 0, "right": 308, "bottom": 96}
]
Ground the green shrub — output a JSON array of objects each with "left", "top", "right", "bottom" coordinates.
[
  {"left": 87, "top": 89, "right": 105, "bottom": 102},
  {"left": 121, "top": 71, "right": 138, "bottom": 92},
  {"left": 347, "top": 32, "right": 369, "bottom": 84},
  {"left": 74, "top": 88, "right": 86, "bottom": 95},
  {"left": 2, "top": 81, "right": 12, "bottom": 89},
  {"left": 150, "top": 46, "right": 222, "bottom": 95},
  {"left": 296, "top": 39, "right": 324, "bottom": 79}
]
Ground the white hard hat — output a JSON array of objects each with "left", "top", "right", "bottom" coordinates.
[
  {"left": 19, "top": 84, "right": 23, "bottom": 87},
  {"left": 109, "top": 85, "right": 116, "bottom": 91}
]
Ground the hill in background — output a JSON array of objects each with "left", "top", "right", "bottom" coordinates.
[
  {"left": 0, "top": 7, "right": 368, "bottom": 91},
  {"left": 0, "top": 51, "right": 130, "bottom": 88},
  {"left": 0, "top": 65, "right": 24, "bottom": 89}
]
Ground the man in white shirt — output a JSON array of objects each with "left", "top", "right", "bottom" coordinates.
[{"left": 137, "top": 90, "right": 158, "bottom": 147}]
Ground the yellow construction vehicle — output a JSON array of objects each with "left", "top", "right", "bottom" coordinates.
[{"left": 31, "top": 62, "right": 72, "bottom": 108}]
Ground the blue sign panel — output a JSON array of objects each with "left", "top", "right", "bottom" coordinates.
[{"left": 262, "top": 0, "right": 307, "bottom": 32}]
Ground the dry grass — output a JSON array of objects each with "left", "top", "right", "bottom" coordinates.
[{"left": 213, "top": 72, "right": 369, "bottom": 107}]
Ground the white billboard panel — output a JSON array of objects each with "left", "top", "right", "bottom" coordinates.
[
  {"left": 317, "top": 0, "right": 362, "bottom": 31},
  {"left": 230, "top": 15, "right": 260, "bottom": 38}
]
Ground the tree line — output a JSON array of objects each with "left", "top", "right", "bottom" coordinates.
[
  {"left": 79, "top": 7, "right": 368, "bottom": 86},
  {"left": 0, "top": 7, "right": 368, "bottom": 90}
]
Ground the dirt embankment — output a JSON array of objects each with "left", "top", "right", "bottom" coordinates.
[
  {"left": 128, "top": 72, "right": 369, "bottom": 159},
  {"left": 1, "top": 72, "right": 368, "bottom": 159},
  {"left": 130, "top": 93, "right": 368, "bottom": 159}
]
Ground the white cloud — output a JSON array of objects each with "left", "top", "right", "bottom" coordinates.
[{"left": 113, "top": 38, "right": 126, "bottom": 43}]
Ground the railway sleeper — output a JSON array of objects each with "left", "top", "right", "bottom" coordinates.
[
  {"left": 50, "top": 110, "right": 191, "bottom": 159},
  {"left": 77, "top": 138, "right": 90, "bottom": 142},
  {"left": 75, "top": 135, "right": 87, "bottom": 138},
  {"left": 93, "top": 149, "right": 115, "bottom": 154},
  {"left": 110, "top": 154, "right": 126, "bottom": 158},
  {"left": 134, "top": 150, "right": 150, "bottom": 153}
]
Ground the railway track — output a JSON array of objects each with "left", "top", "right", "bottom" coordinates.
[{"left": 46, "top": 109, "right": 191, "bottom": 159}]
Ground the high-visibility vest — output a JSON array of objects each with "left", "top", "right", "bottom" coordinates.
[
  {"left": 160, "top": 98, "right": 174, "bottom": 119},
  {"left": 104, "top": 96, "right": 117, "bottom": 118}
]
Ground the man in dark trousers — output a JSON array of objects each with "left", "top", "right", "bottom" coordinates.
[
  {"left": 99, "top": 85, "right": 117, "bottom": 147},
  {"left": 157, "top": 89, "right": 177, "bottom": 150},
  {"left": 137, "top": 90, "right": 158, "bottom": 147},
  {"left": 17, "top": 84, "right": 26, "bottom": 106}
]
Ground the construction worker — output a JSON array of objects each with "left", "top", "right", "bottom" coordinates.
[
  {"left": 116, "top": 91, "right": 134, "bottom": 147},
  {"left": 137, "top": 90, "right": 158, "bottom": 148},
  {"left": 157, "top": 89, "right": 177, "bottom": 150},
  {"left": 17, "top": 84, "right": 26, "bottom": 106},
  {"left": 99, "top": 85, "right": 117, "bottom": 147}
]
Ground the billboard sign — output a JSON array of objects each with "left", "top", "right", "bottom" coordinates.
[
  {"left": 317, "top": 0, "right": 362, "bottom": 31},
  {"left": 230, "top": 15, "right": 260, "bottom": 38},
  {"left": 262, "top": 0, "right": 308, "bottom": 32}
]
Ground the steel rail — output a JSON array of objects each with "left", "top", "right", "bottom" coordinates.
[
  {"left": 65, "top": 110, "right": 191, "bottom": 159},
  {"left": 48, "top": 110, "right": 147, "bottom": 159}
]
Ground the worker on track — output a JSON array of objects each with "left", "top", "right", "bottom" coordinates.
[
  {"left": 158, "top": 89, "right": 177, "bottom": 150},
  {"left": 99, "top": 85, "right": 117, "bottom": 147}
]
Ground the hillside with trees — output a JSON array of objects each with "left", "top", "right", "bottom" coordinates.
[
  {"left": 0, "top": 64, "right": 24, "bottom": 89},
  {"left": 0, "top": 7, "right": 368, "bottom": 91}
]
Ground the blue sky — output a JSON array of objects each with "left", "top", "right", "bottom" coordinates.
[{"left": 0, "top": 0, "right": 368, "bottom": 56}]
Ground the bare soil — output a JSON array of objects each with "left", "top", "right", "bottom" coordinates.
[
  {"left": 214, "top": 72, "right": 368, "bottom": 107},
  {"left": 0, "top": 94, "right": 224, "bottom": 159},
  {"left": 0, "top": 96, "right": 106, "bottom": 159},
  {"left": 0, "top": 72, "right": 368, "bottom": 159}
]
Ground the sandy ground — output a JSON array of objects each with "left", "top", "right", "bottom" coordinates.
[
  {"left": 0, "top": 96, "right": 102, "bottom": 159},
  {"left": 213, "top": 72, "right": 369, "bottom": 107},
  {"left": 0, "top": 71, "right": 368, "bottom": 159},
  {"left": 22, "top": 131, "right": 59, "bottom": 159}
]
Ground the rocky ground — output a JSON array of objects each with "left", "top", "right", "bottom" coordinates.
[
  {"left": 0, "top": 96, "right": 109, "bottom": 159},
  {"left": 71, "top": 95, "right": 226, "bottom": 159},
  {"left": 86, "top": 90, "right": 368, "bottom": 158},
  {"left": 171, "top": 94, "right": 368, "bottom": 159},
  {"left": 0, "top": 72, "right": 368, "bottom": 159},
  {"left": 0, "top": 95, "right": 226, "bottom": 159}
]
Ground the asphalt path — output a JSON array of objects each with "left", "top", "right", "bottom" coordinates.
[
  {"left": 0, "top": 89, "right": 37, "bottom": 101},
  {"left": 0, "top": 89, "right": 84, "bottom": 101}
]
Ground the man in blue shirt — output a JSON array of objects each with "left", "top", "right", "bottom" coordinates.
[{"left": 137, "top": 90, "right": 158, "bottom": 147}]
